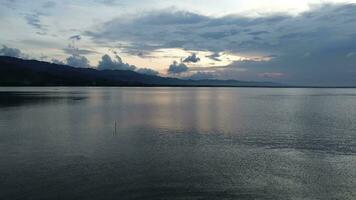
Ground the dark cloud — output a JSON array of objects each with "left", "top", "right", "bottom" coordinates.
[
  {"left": 97, "top": 54, "right": 136, "bottom": 71},
  {"left": 183, "top": 53, "right": 200, "bottom": 63},
  {"left": 86, "top": 9, "right": 291, "bottom": 53},
  {"left": 25, "top": 12, "right": 47, "bottom": 33},
  {"left": 187, "top": 71, "right": 216, "bottom": 80},
  {"left": 117, "top": 43, "right": 160, "bottom": 58},
  {"left": 248, "top": 31, "right": 269, "bottom": 36},
  {"left": 136, "top": 68, "right": 159, "bottom": 76},
  {"left": 85, "top": 10, "right": 210, "bottom": 51},
  {"left": 87, "top": 3, "right": 356, "bottom": 85},
  {"left": 206, "top": 52, "right": 222, "bottom": 61},
  {"left": 87, "top": 4, "right": 356, "bottom": 55},
  {"left": 258, "top": 72, "right": 285, "bottom": 78},
  {"left": 0, "top": 45, "right": 23, "bottom": 58},
  {"left": 221, "top": 48, "right": 356, "bottom": 86},
  {"left": 66, "top": 54, "right": 91, "bottom": 68},
  {"left": 167, "top": 61, "right": 189, "bottom": 74},
  {"left": 69, "top": 35, "right": 81, "bottom": 41}
]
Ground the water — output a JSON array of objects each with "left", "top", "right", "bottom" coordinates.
[{"left": 0, "top": 87, "right": 356, "bottom": 200}]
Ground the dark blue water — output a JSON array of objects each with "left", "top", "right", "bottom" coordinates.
[{"left": 0, "top": 87, "right": 356, "bottom": 200}]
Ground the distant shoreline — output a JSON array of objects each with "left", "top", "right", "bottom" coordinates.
[
  {"left": 1, "top": 56, "right": 356, "bottom": 89},
  {"left": 1, "top": 85, "right": 356, "bottom": 89}
]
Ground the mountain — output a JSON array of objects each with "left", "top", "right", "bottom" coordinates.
[{"left": 0, "top": 56, "right": 281, "bottom": 87}]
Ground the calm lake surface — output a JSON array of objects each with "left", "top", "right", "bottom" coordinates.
[{"left": 1, "top": 87, "right": 356, "bottom": 200}]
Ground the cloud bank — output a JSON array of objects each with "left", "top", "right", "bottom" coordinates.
[
  {"left": 87, "top": 3, "right": 356, "bottom": 85},
  {"left": 2, "top": 2, "right": 356, "bottom": 85}
]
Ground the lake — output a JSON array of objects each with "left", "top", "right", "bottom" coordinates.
[{"left": 1, "top": 87, "right": 356, "bottom": 200}]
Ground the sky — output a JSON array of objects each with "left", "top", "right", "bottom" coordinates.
[{"left": 1, "top": 0, "right": 356, "bottom": 86}]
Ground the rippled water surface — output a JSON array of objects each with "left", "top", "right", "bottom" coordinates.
[{"left": 1, "top": 87, "right": 356, "bottom": 200}]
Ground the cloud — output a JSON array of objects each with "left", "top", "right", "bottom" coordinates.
[
  {"left": 183, "top": 53, "right": 200, "bottom": 63},
  {"left": 187, "top": 71, "right": 216, "bottom": 80},
  {"left": 86, "top": 9, "right": 290, "bottom": 53},
  {"left": 87, "top": 6, "right": 356, "bottom": 52},
  {"left": 97, "top": 54, "right": 136, "bottom": 71},
  {"left": 136, "top": 68, "right": 159, "bottom": 76},
  {"left": 42, "top": 1, "right": 56, "bottom": 8},
  {"left": 0, "top": 0, "right": 17, "bottom": 9},
  {"left": 258, "top": 72, "right": 285, "bottom": 78},
  {"left": 248, "top": 31, "right": 269, "bottom": 36},
  {"left": 25, "top": 12, "right": 47, "bottom": 33},
  {"left": 96, "top": 0, "right": 126, "bottom": 6},
  {"left": 66, "top": 54, "right": 91, "bottom": 68},
  {"left": 51, "top": 59, "right": 65, "bottom": 65},
  {"left": 64, "top": 36, "right": 97, "bottom": 55},
  {"left": 346, "top": 52, "right": 356, "bottom": 58},
  {"left": 85, "top": 10, "right": 210, "bottom": 52},
  {"left": 167, "top": 61, "right": 189, "bottom": 74},
  {"left": 63, "top": 47, "right": 96, "bottom": 55},
  {"left": 206, "top": 52, "right": 222, "bottom": 61},
  {"left": 86, "top": 3, "right": 356, "bottom": 85},
  {"left": 2, "top": 2, "right": 355, "bottom": 85},
  {"left": 0, "top": 45, "right": 24, "bottom": 58},
  {"left": 69, "top": 35, "right": 81, "bottom": 41}
]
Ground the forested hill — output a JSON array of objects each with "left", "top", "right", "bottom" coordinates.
[{"left": 0, "top": 56, "right": 281, "bottom": 87}]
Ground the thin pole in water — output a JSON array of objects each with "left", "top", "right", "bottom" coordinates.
[{"left": 114, "top": 121, "right": 117, "bottom": 135}]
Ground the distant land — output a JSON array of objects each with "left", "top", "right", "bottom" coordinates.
[{"left": 0, "top": 56, "right": 282, "bottom": 87}]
